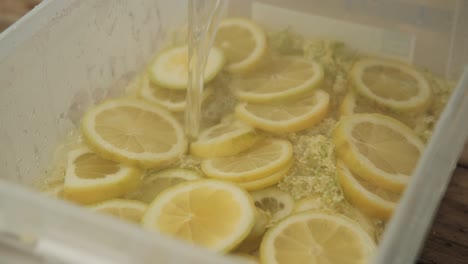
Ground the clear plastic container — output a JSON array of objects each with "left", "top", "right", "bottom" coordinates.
[{"left": 0, "top": 0, "right": 467, "bottom": 263}]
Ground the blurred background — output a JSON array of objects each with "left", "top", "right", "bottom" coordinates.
[{"left": 0, "top": 0, "right": 41, "bottom": 31}]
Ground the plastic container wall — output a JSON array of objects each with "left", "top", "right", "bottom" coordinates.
[
  {"left": 0, "top": 0, "right": 467, "bottom": 263},
  {"left": 0, "top": 0, "right": 187, "bottom": 185},
  {"left": 232, "top": 0, "right": 467, "bottom": 79}
]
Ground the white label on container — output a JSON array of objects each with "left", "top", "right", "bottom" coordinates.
[{"left": 252, "top": 2, "right": 415, "bottom": 62}]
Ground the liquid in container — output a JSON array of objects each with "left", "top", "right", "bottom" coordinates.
[{"left": 0, "top": 1, "right": 467, "bottom": 263}]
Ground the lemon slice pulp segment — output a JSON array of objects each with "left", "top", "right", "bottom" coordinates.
[
  {"left": 294, "top": 195, "right": 324, "bottom": 213},
  {"left": 235, "top": 90, "right": 329, "bottom": 132},
  {"left": 350, "top": 58, "right": 431, "bottom": 112},
  {"left": 81, "top": 98, "right": 187, "bottom": 168},
  {"left": 126, "top": 168, "right": 201, "bottom": 203},
  {"left": 63, "top": 146, "right": 142, "bottom": 204},
  {"left": 148, "top": 46, "right": 225, "bottom": 90},
  {"left": 337, "top": 161, "right": 398, "bottom": 220},
  {"left": 215, "top": 17, "right": 267, "bottom": 73},
  {"left": 142, "top": 180, "right": 255, "bottom": 252},
  {"left": 260, "top": 212, "right": 376, "bottom": 264},
  {"left": 236, "top": 162, "right": 292, "bottom": 191},
  {"left": 332, "top": 113, "right": 424, "bottom": 192},
  {"left": 90, "top": 199, "right": 147, "bottom": 223},
  {"left": 251, "top": 187, "right": 295, "bottom": 225},
  {"left": 231, "top": 56, "right": 324, "bottom": 103},
  {"left": 190, "top": 120, "right": 259, "bottom": 158},
  {"left": 139, "top": 74, "right": 213, "bottom": 112},
  {"left": 201, "top": 138, "right": 293, "bottom": 182}
]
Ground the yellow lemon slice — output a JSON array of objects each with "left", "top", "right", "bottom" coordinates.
[
  {"left": 190, "top": 120, "right": 259, "bottom": 158},
  {"left": 63, "top": 146, "right": 142, "bottom": 204},
  {"left": 126, "top": 168, "right": 202, "bottom": 203},
  {"left": 235, "top": 90, "right": 329, "bottom": 132},
  {"left": 294, "top": 195, "right": 376, "bottom": 239},
  {"left": 231, "top": 56, "right": 324, "bottom": 103},
  {"left": 139, "top": 74, "right": 214, "bottom": 112},
  {"left": 236, "top": 162, "right": 292, "bottom": 191},
  {"left": 148, "top": 45, "right": 225, "bottom": 90},
  {"left": 251, "top": 187, "right": 295, "bottom": 225},
  {"left": 260, "top": 212, "right": 376, "bottom": 264},
  {"left": 215, "top": 17, "right": 267, "bottom": 73},
  {"left": 294, "top": 194, "right": 324, "bottom": 213},
  {"left": 340, "top": 91, "right": 363, "bottom": 116},
  {"left": 142, "top": 180, "right": 255, "bottom": 252},
  {"left": 236, "top": 209, "right": 271, "bottom": 253},
  {"left": 81, "top": 98, "right": 187, "bottom": 168},
  {"left": 201, "top": 138, "right": 293, "bottom": 182},
  {"left": 89, "top": 199, "right": 147, "bottom": 223},
  {"left": 339, "top": 91, "right": 427, "bottom": 136},
  {"left": 337, "top": 161, "right": 398, "bottom": 220},
  {"left": 332, "top": 113, "right": 425, "bottom": 192},
  {"left": 350, "top": 58, "right": 431, "bottom": 112},
  {"left": 337, "top": 202, "right": 377, "bottom": 240},
  {"left": 42, "top": 184, "right": 65, "bottom": 199}
]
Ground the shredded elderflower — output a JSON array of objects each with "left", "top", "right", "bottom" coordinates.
[
  {"left": 268, "top": 27, "right": 304, "bottom": 55},
  {"left": 176, "top": 155, "right": 202, "bottom": 173},
  {"left": 278, "top": 133, "right": 344, "bottom": 208},
  {"left": 416, "top": 72, "right": 456, "bottom": 141}
]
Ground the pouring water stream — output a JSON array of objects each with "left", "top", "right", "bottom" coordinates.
[{"left": 185, "top": 0, "right": 227, "bottom": 140}]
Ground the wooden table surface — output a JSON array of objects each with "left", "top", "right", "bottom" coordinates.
[{"left": 1, "top": 1, "right": 467, "bottom": 263}]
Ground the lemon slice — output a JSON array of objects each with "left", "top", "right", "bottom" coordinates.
[
  {"left": 338, "top": 202, "right": 376, "bottom": 240},
  {"left": 142, "top": 180, "right": 255, "bottom": 252},
  {"left": 201, "top": 138, "right": 293, "bottom": 182},
  {"left": 63, "top": 146, "right": 142, "bottom": 204},
  {"left": 237, "top": 162, "right": 292, "bottom": 191},
  {"left": 337, "top": 161, "right": 398, "bottom": 220},
  {"left": 236, "top": 209, "right": 271, "bottom": 253},
  {"left": 43, "top": 184, "right": 65, "bottom": 199},
  {"left": 81, "top": 98, "right": 187, "bottom": 168},
  {"left": 339, "top": 92, "right": 359, "bottom": 116},
  {"left": 89, "top": 199, "right": 147, "bottom": 223},
  {"left": 339, "top": 90, "right": 427, "bottom": 132},
  {"left": 126, "top": 168, "right": 201, "bottom": 203},
  {"left": 231, "top": 56, "right": 324, "bottom": 103},
  {"left": 139, "top": 74, "right": 213, "bottom": 112},
  {"left": 260, "top": 212, "right": 376, "bottom": 264},
  {"left": 236, "top": 163, "right": 292, "bottom": 191},
  {"left": 294, "top": 195, "right": 324, "bottom": 213},
  {"left": 251, "top": 187, "right": 295, "bottom": 225},
  {"left": 294, "top": 195, "right": 376, "bottom": 238},
  {"left": 235, "top": 90, "right": 329, "bottom": 132},
  {"left": 148, "top": 45, "right": 225, "bottom": 90},
  {"left": 214, "top": 17, "right": 267, "bottom": 73},
  {"left": 190, "top": 120, "right": 259, "bottom": 158},
  {"left": 332, "top": 113, "right": 425, "bottom": 192},
  {"left": 350, "top": 58, "right": 431, "bottom": 112},
  {"left": 339, "top": 91, "right": 389, "bottom": 116}
]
